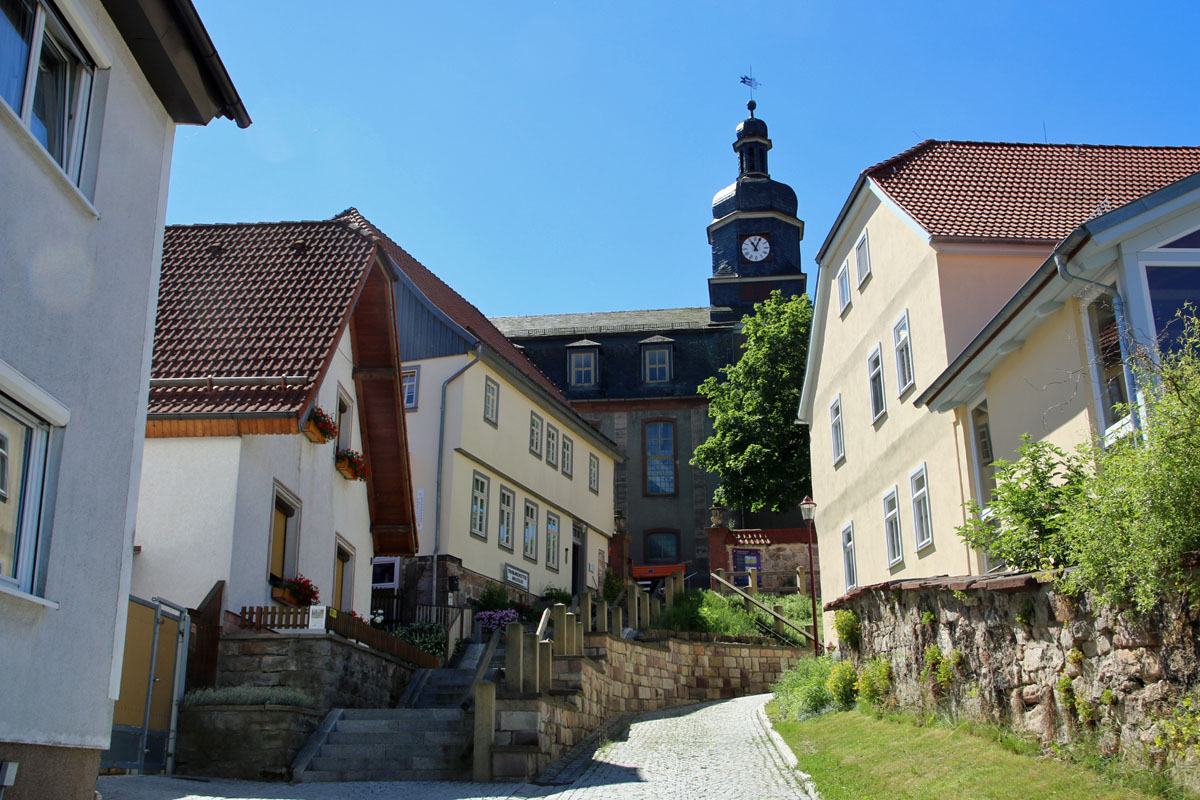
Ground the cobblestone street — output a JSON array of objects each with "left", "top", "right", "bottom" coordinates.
[{"left": 98, "top": 694, "right": 816, "bottom": 800}]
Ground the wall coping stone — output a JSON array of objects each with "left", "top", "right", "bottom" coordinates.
[{"left": 220, "top": 631, "right": 419, "bottom": 669}]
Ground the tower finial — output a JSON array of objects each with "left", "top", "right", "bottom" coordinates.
[{"left": 747, "top": 99, "right": 756, "bottom": 118}]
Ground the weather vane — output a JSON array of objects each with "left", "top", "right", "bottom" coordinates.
[{"left": 739, "top": 69, "right": 762, "bottom": 103}]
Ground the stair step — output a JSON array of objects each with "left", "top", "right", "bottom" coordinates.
[
  {"left": 319, "top": 741, "right": 467, "bottom": 759},
  {"left": 297, "top": 767, "right": 471, "bottom": 782},
  {"left": 327, "top": 730, "right": 470, "bottom": 747},
  {"left": 342, "top": 708, "right": 465, "bottom": 722},
  {"left": 336, "top": 718, "right": 469, "bottom": 734},
  {"left": 311, "top": 753, "right": 468, "bottom": 772}
]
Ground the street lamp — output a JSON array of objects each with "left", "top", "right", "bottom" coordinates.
[{"left": 798, "top": 495, "right": 819, "bottom": 655}]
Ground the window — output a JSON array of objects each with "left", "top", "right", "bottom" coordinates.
[
  {"left": 336, "top": 387, "right": 353, "bottom": 451},
  {"left": 497, "top": 487, "right": 514, "bottom": 552},
  {"left": 561, "top": 436, "right": 573, "bottom": 477},
  {"left": 483, "top": 377, "right": 499, "bottom": 426},
  {"left": 1, "top": 0, "right": 94, "bottom": 184},
  {"left": 269, "top": 485, "right": 301, "bottom": 584},
  {"left": 883, "top": 487, "right": 902, "bottom": 566},
  {"left": 867, "top": 345, "right": 886, "bottom": 422},
  {"left": 645, "top": 530, "right": 679, "bottom": 563},
  {"left": 836, "top": 261, "right": 851, "bottom": 314},
  {"left": 588, "top": 453, "right": 600, "bottom": 494},
  {"left": 971, "top": 401, "right": 996, "bottom": 507},
  {"left": 893, "top": 311, "right": 914, "bottom": 395},
  {"left": 855, "top": 232, "right": 872, "bottom": 285},
  {"left": 841, "top": 523, "right": 857, "bottom": 591},
  {"left": 0, "top": 395, "right": 49, "bottom": 593},
  {"left": 523, "top": 500, "right": 538, "bottom": 562},
  {"left": 1145, "top": 266, "right": 1200, "bottom": 350},
  {"left": 644, "top": 420, "right": 675, "bottom": 495},
  {"left": 545, "top": 424, "right": 559, "bottom": 469},
  {"left": 643, "top": 346, "right": 672, "bottom": 384},
  {"left": 528, "top": 412, "right": 543, "bottom": 457},
  {"left": 546, "top": 512, "right": 560, "bottom": 572},
  {"left": 568, "top": 349, "right": 597, "bottom": 388},
  {"left": 1087, "top": 298, "right": 1129, "bottom": 430},
  {"left": 911, "top": 464, "right": 933, "bottom": 551},
  {"left": 332, "top": 540, "right": 354, "bottom": 612},
  {"left": 830, "top": 395, "right": 845, "bottom": 464},
  {"left": 469, "top": 472, "right": 489, "bottom": 541},
  {"left": 401, "top": 368, "right": 419, "bottom": 410}
]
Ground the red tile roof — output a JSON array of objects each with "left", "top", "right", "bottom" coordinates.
[
  {"left": 867, "top": 141, "right": 1200, "bottom": 241},
  {"left": 334, "top": 209, "right": 571, "bottom": 405},
  {"left": 151, "top": 220, "right": 376, "bottom": 415}
]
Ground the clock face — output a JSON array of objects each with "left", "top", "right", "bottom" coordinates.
[{"left": 741, "top": 234, "right": 770, "bottom": 262}]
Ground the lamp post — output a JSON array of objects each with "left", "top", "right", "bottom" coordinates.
[{"left": 799, "top": 496, "right": 819, "bottom": 655}]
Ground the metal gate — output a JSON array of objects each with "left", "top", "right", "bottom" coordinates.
[{"left": 101, "top": 595, "right": 190, "bottom": 773}]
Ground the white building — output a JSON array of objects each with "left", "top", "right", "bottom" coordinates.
[{"left": 0, "top": 0, "right": 247, "bottom": 796}]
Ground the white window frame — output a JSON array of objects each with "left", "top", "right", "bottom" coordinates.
[
  {"left": 401, "top": 367, "right": 419, "bottom": 410},
  {"left": 497, "top": 487, "right": 515, "bottom": 552},
  {"left": 0, "top": 0, "right": 97, "bottom": 187},
  {"left": 855, "top": 231, "right": 872, "bottom": 286},
  {"left": 523, "top": 500, "right": 538, "bottom": 563},
  {"left": 910, "top": 463, "right": 933, "bottom": 552},
  {"left": 829, "top": 394, "right": 845, "bottom": 465},
  {"left": 883, "top": 487, "right": 903, "bottom": 567},
  {"left": 643, "top": 346, "right": 672, "bottom": 384},
  {"left": 561, "top": 436, "right": 573, "bottom": 478},
  {"left": 332, "top": 537, "right": 355, "bottom": 612},
  {"left": 568, "top": 349, "right": 597, "bottom": 388},
  {"left": 546, "top": 512, "right": 560, "bottom": 572},
  {"left": 528, "top": 412, "right": 543, "bottom": 457},
  {"left": 0, "top": 395, "right": 49, "bottom": 595},
  {"left": 0, "top": 430, "right": 8, "bottom": 503},
  {"left": 268, "top": 481, "right": 302, "bottom": 585},
  {"left": 836, "top": 261, "right": 851, "bottom": 314},
  {"left": 545, "top": 424, "right": 559, "bottom": 469},
  {"left": 893, "top": 310, "right": 914, "bottom": 396},
  {"left": 483, "top": 376, "right": 499, "bottom": 427},
  {"left": 588, "top": 453, "right": 600, "bottom": 494},
  {"left": 867, "top": 345, "right": 886, "bottom": 422},
  {"left": 469, "top": 472, "right": 489, "bottom": 541},
  {"left": 1080, "top": 297, "right": 1132, "bottom": 441},
  {"left": 841, "top": 522, "right": 857, "bottom": 592}
]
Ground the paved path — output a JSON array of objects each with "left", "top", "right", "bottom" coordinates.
[{"left": 98, "top": 694, "right": 816, "bottom": 800}]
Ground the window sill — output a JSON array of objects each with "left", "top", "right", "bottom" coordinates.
[
  {"left": 0, "top": 581, "right": 60, "bottom": 610},
  {"left": 0, "top": 97, "right": 99, "bottom": 221},
  {"left": 833, "top": 452, "right": 846, "bottom": 467},
  {"left": 839, "top": 302, "right": 852, "bottom": 318},
  {"left": 886, "top": 557, "right": 903, "bottom": 569},
  {"left": 857, "top": 272, "right": 872, "bottom": 290},
  {"left": 1102, "top": 414, "right": 1134, "bottom": 446},
  {"left": 915, "top": 539, "right": 934, "bottom": 554},
  {"left": 897, "top": 381, "right": 915, "bottom": 399}
]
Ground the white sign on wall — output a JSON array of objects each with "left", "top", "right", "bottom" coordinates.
[
  {"left": 308, "top": 606, "right": 327, "bottom": 630},
  {"left": 504, "top": 563, "right": 530, "bottom": 590},
  {"left": 416, "top": 488, "right": 424, "bottom": 532}
]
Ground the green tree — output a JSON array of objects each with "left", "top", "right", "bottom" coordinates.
[{"left": 691, "top": 290, "right": 812, "bottom": 513}]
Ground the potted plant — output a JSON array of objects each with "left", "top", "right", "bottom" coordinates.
[
  {"left": 302, "top": 406, "right": 338, "bottom": 443},
  {"left": 272, "top": 573, "right": 319, "bottom": 606},
  {"left": 335, "top": 448, "right": 368, "bottom": 481}
]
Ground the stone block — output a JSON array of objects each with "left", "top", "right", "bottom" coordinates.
[{"left": 499, "top": 710, "right": 539, "bottom": 731}]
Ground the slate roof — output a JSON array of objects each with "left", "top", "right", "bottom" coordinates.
[
  {"left": 490, "top": 307, "right": 718, "bottom": 338},
  {"left": 150, "top": 220, "right": 376, "bottom": 415},
  {"left": 867, "top": 141, "right": 1200, "bottom": 241},
  {"left": 334, "top": 209, "right": 570, "bottom": 406}
]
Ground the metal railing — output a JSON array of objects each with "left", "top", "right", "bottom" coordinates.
[{"left": 709, "top": 571, "right": 819, "bottom": 655}]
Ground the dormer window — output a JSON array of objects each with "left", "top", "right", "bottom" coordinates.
[
  {"left": 640, "top": 336, "right": 674, "bottom": 384},
  {"left": 566, "top": 340, "right": 600, "bottom": 388}
]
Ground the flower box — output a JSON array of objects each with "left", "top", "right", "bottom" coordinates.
[
  {"left": 303, "top": 406, "right": 338, "bottom": 443},
  {"left": 335, "top": 449, "right": 368, "bottom": 481},
  {"left": 271, "top": 586, "right": 302, "bottom": 606},
  {"left": 301, "top": 420, "right": 326, "bottom": 443}
]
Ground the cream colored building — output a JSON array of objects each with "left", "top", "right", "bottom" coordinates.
[
  {"left": 340, "top": 211, "right": 624, "bottom": 604},
  {"left": 797, "top": 142, "right": 1200, "bottom": 642}
]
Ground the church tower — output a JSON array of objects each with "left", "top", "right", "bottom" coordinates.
[{"left": 707, "top": 101, "right": 807, "bottom": 321}]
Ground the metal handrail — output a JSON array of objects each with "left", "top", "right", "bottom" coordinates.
[
  {"left": 458, "top": 627, "right": 502, "bottom": 710},
  {"left": 710, "top": 571, "right": 817, "bottom": 646}
]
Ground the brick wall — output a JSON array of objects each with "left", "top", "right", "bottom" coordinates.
[{"left": 177, "top": 705, "right": 321, "bottom": 780}]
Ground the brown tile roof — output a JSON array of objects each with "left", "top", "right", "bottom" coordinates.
[
  {"left": 334, "top": 209, "right": 570, "bottom": 405},
  {"left": 867, "top": 141, "right": 1200, "bottom": 241},
  {"left": 151, "top": 220, "right": 376, "bottom": 415}
]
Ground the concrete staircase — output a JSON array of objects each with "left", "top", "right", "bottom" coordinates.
[{"left": 291, "top": 708, "right": 473, "bottom": 782}]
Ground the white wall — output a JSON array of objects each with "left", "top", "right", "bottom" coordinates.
[{"left": 0, "top": 0, "right": 178, "bottom": 750}]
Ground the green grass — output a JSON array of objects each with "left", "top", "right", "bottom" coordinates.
[
  {"left": 769, "top": 710, "right": 1187, "bottom": 800},
  {"left": 657, "top": 589, "right": 813, "bottom": 644}
]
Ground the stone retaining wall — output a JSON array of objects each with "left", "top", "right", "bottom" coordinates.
[
  {"left": 216, "top": 633, "right": 414, "bottom": 715},
  {"left": 177, "top": 705, "right": 321, "bottom": 780},
  {"left": 833, "top": 572, "right": 1200, "bottom": 755}
]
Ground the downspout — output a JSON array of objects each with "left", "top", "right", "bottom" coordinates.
[
  {"left": 1053, "top": 253, "right": 1140, "bottom": 433},
  {"left": 432, "top": 345, "right": 483, "bottom": 605}
]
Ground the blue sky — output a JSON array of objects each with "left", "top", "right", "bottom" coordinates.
[{"left": 168, "top": 1, "right": 1200, "bottom": 317}]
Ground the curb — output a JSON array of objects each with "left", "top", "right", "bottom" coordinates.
[{"left": 755, "top": 696, "right": 822, "bottom": 799}]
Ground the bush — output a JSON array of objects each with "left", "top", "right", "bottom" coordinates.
[
  {"left": 473, "top": 583, "right": 511, "bottom": 612},
  {"left": 834, "top": 609, "right": 860, "bottom": 649},
  {"left": 542, "top": 586, "right": 574, "bottom": 605},
  {"left": 771, "top": 657, "right": 834, "bottom": 719},
  {"left": 182, "top": 686, "right": 318, "bottom": 709},
  {"left": 956, "top": 435, "right": 1086, "bottom": 571},
  {"left": 857, "top": 657, "right": 892, "bottom": 706},
  {"left": 827, "top": 660, "right": 858, "bottom": 709},
  {"left": 602, "top": 570, "right": 625, "bottom": 605},
  {"left": 394, "top": 621, "right": 446, "bottom": 658}
]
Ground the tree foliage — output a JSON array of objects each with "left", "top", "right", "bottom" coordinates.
[{"left": 691, "top": 291, "right": 813, "bottom": 513}]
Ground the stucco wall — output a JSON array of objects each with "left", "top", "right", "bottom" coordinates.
[
  {"left": 936, "top": 249, "right": 1050, "bottom": 362},
  {"left": 0, "top": 0, "right": 178, "bottom": 757}
]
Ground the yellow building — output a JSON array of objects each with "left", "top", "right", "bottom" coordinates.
[
  {"left": 339, "top": 211, "right": 624, "bottom": 605},
  {"left": 797, "top": 142, "right": 1200, "bottom": 642}
]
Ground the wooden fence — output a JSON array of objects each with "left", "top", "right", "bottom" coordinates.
[{"left": 238, "top": 604, "right": 439, "bottom": 669}]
